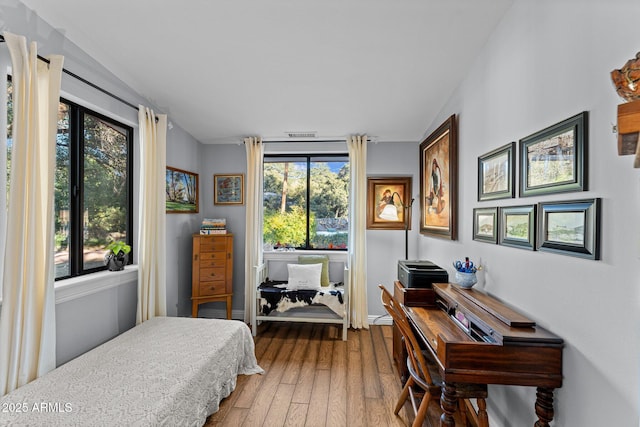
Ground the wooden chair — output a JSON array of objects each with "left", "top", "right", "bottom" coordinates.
[{"left": 379, "top": 284, "right": 489, "bottom": 427}]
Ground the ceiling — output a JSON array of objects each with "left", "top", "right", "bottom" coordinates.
[{"left": 19, "top": 0, "right": 513, "bottom": 144}]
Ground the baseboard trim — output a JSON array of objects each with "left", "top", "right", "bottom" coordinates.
[
  {"left": 197, "top": 308, "right": 393, "bottom": 327},
  {"left": 369, "top": 314, "right": 392, "bottom": 326}
]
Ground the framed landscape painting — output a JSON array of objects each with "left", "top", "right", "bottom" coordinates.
[
  {"left": 166, "top": 166, "right": 199, "bottom": 213},
  {"left": 520, "top": 112, "right": 588, "bottom": 197},
  {"left": 499, "top": 205, "right": 536, "bottom": 250},
  {"left": 537, "top": 198, "right": 600, "bottom": 259},
  {"left": 472, "top": 207, "right": 498, "bottom": 244},
  {"left": 420, "top": 115, "right": 458, "bottom": 240},
  {"left": 478, "top": 142, "right": 515, "bottom": 201}
]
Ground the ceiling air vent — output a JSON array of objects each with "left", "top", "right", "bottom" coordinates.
[{"left": 286, "top": 131, "right": 317, "bottom": 138}]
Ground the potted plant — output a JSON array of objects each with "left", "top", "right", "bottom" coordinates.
[{"left": 104, "top": 241, "right": 131, "bottom": 271}]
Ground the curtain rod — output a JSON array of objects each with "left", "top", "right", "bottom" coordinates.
[
  {"left": 0, "top": 34, "right": 140, "bottom": 112},
  {"left": 260, "top": 137, "right": 375, "bottom": 143},
  {"left": 262, "top": 139, "right": 348, "bottom": 143}
]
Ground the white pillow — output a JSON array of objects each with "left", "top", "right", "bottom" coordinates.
[{"left": 286, "top": 263, "right": 323, "bottom": 291}]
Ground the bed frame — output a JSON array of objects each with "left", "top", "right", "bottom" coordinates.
[
  {"left": 0, "top": 317, "right": 263, "bottom": 426},
  {"left": 251, "top": 252, "right": 350, "bottom": 341}
]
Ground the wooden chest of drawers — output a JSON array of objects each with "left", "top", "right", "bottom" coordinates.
[{"left": 191, "top": 233, "right": 233, "bottom": 319}]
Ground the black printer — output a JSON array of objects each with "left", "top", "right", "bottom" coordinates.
[{"left": 397, "top": 260, "right": 448, "bottom": 288}]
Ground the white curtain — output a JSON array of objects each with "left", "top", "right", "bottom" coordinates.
[
  {"left": 347, "top": 135, "right": 369, "bottom": 329},
  {"left": 244, "top": 137, "right": 263, "bottom": 323},
  {"left": 136, "top": 106, "right": 167, "bottom": 323},
  {"left": 0, "top": 50, "right": 10, "bottom": 285},
  {"left": 0, "top": 32, "right": 63, "bottom": 395}
]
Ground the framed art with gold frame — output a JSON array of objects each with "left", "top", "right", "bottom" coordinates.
[
  {"left": 166, "top": 166, "right": 199, "bottom": 213},
  {"left": 419, "top": 115, "right": 458, "bottom": 239},
  {"left": 214, "top": 174, "right": 244, "bottom": 205},
  {"left": 366, "top": 177, "right": 412, "bottom": 230}
]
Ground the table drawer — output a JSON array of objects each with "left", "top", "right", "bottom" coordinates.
[
  {"left": 199, "top": 267, "right": 226, "bottom": 282},
  {"left": 199, "top": 281, "right": 226, "bottom": 296}
]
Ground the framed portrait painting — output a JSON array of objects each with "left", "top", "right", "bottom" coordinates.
[
  {"left": 214, "top": 174, "right": 244, "bottom": 205},
  {"left": 166, "top": 166, "right": 199, "bottom": 213},
  {"left": 520, "top": 111, "right": 588, "bottom": 197},
  {"left": 420, "top": 114, "right": 458, "bottom": 240},
  {"left": 366, "top": 177, "right": 412, "bottom": 230}
]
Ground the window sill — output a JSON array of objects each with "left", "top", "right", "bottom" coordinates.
[
  {"left": 263, "top": 250, "right": 347, "bottom": 263},
  {"left": 54, "top": 265, "right": 138, "bottom": 304},
  {"left": 0, "top": 265, "right": 139, "bottom": 309}
]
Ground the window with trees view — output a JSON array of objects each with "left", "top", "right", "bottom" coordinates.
[
  {"left": 7, "top": 78, "right": 133, "bottom": 279},
  {"left": 263, "top": 154, "right": 349, "bottom": 250}
]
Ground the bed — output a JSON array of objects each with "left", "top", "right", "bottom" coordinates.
[
  {"left": 0, "top": 316, "right": 263, "bottom": 426},
  {"left": 251, "top": 253, "right": 350, "bottom": 341}
]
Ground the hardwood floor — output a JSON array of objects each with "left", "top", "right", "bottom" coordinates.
[{"left": 205, "top": 322, "right": 448, "bottom": 427}]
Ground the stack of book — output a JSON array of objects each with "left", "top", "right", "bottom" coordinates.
[{"left": 200, "top": 218, "right": 227, "bottom": 234}]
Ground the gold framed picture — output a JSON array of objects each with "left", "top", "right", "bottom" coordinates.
[
  {"left": 214, "top": 174, "right": 244, "bottom": 205},
  {"left": 366, "top": 177, "right": 412, "bottom": 230}
]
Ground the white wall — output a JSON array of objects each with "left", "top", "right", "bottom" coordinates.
[{"left": 419, "top": 0, "right": 640, "bottom": 425}]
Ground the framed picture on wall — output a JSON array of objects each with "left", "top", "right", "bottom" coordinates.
[
  {"left": 537, "top": 198, "right": 600, "bottom": 259},
  {"left": 419, "top": 114, "right": 458, "bottom": 240},
  {"left": 498, "top": 204, "right": 536, "bottom": 250},
  {"left": 214, "top": 174, "right": 244, "bottom": 205},
  {"left": 166, "top": 166, "right": 199, "bottom": 213},
  {"left": 472, "top": 207, "right": 498, "bottom": 244},
  {"left": 478, "top": 142, "right": 515, "bottom": 201},
  {"left": 366, "top": 177, "right": 412, "bottom": 230},
  {"left": 519, "top": 112, "right": 588, "bottom": 197}
]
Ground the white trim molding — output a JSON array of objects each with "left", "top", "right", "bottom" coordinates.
[{"left": 54, "top": 265, "right": 138, "bottom": 304}]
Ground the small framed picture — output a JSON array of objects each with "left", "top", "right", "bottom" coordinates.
[
  {"left": 166, "top": 166, "right": 199, "bottom": 213},
  {"left": 537, "top": 198, "right": 601, "bottom": 260},
  {"left": 472, "top": 207, "right": 498, "bottom": 244},
  {"left": 214, "top": 174, "right": 244, "bottom": 205},
  {"left": 519, "top": 112, "right": 588, "bottom": 197},
  {"left": 478, "top": 142, "right": 515, "bottom": 201},
  {"left": 499, "top": 205, "right": 536, "bottom": 250},
  {"left": 366, "top": 177, "right": 412, "bottom": 230}
]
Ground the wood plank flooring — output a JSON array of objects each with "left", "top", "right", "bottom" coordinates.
[{"left": 205, "top": 322, "right": 448, "bottom": 427}]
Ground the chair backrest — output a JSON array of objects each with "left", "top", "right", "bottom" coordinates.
[{"left": 378, "top": 284, "right": 438, "bottom": 388}]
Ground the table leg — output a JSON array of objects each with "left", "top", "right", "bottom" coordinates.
[
  {"left": 534, "top": 387, "right": 555, "bottom": 427},
  {"left": 440, "top": 382, "right": 457, "bottom": 427},
  {"left": 226, "top": 295, "right": 232, "bottom": 319}
]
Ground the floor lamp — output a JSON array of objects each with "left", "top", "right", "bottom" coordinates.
[{"left": 392, "top": 192, "right": 414, "bottom": 260}]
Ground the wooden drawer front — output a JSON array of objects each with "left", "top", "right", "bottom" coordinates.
[
  {"left": 199, "top": 252, "right": 226, "bottom": 268},
  {"left": 200, "top": 267, "right": 226, "bottom": 282},
  {"left": 199, "top": 281, "right": 226, "bottom": 296},
  {"left": 200, "top": 240, "right": 227, "bottom": 252}
]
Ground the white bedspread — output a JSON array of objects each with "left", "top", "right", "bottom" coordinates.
[{"left": 0, "top": 317, "right": 263, "bottom": 426}]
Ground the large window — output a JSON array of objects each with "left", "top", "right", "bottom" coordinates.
[
  {"left": 263, "top": 154, "right": 349, "bottom": 250},
  {"left": 7, "top": 78, "right": 133, "bottom": 279}
]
